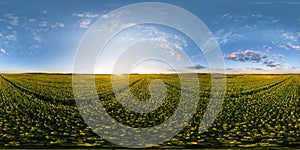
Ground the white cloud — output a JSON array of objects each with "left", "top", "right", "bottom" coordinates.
[
  {"left": 222, "top": 13, "right": 231, "bottom": 18},
  {"left": 33, "top": 33, "right": 42, "bottom": 42},
  {"left": 39, "top": 21, "right": 47, "bottom": 27},
  {"left": 28, "top": 18, "right": 36, "bottom": 22},
  {"left": 142, "top": 26, "right": 187, "bottom": 61},
  {"left": 91, "top": 11, "right": 135, "bottom": 32},
  {"left": 279, "top": 44, "right": 290, "bottom": 50},
  {"left": 263, "top": 45, "right": 272, "bottom": 52},
  {"left": 6, "top": 34, "right": 17, "bottom": 41},
  {"left": 274, "top": 31, "right": 300, "bottom": 52},
  {"left": 73, "top": 13, "right": 99, "bottom": 18},
  {"left": 3, "top": 31, "right": 17, "bottom": 41},
  {"left": 79, "top": 19, "right": 91, "bottom": 28},
  {"left": 119, "top": 23, "right": 136, "bottom": 30},
  {"left": 0, "top": 13, "right": 68, "bottom": 52},
  {"left": 287, "top": 42, "right": 300, "bottom": 50},
  {"left": 101, "top": 11, "right": 129, "bottom": 19},
  {"left": 101, "top": 22, "right": 136, "bottom": 32},
  {"left": 271, "top": 19, "right": 279, "bottom": 23},
  {"left": 73, "top": 12, "right": 100, "bottom": 28},
  {"left": 0, "top": 48, "right": 7, "bottom": 54},
  {"left": 165, "top": 48, "right": 183, "bottom": 61},
  {"left": 29, "top": 44, "right": 40, "bottom": 50},
  {"left": 51, "top": 22, "right": 64, "bottom": 28},
  {"left": 221, "top": 13, "right": 247, "bottom": 20},
  {"left": 4, "top": 13, "right": 18, "bottom": 26},
  {"left": 251, "top": 14, "right": 263, "bottom": 18},
  {"left": 114, "top": 26, "right": 188, "bottom": 61},
  {"left": 221, "top": 13, "right": 280, "bottom": 26},
  {"left": 282, "top": 32, "right": 297, "bottom": 41}
]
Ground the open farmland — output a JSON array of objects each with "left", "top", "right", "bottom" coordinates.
[{"left": 0, "top": 74, "right": 299, "bottom": 148}]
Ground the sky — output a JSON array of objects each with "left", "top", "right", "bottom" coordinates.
[{"left": 0, "top": 0, "right": 300, "bottom": 74}]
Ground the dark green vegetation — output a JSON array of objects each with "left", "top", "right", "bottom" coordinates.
[{"left": 0, "top": 74, "right": 299, "bottom": 148}]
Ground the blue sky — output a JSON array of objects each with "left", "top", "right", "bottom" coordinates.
[{"left": 0, "top": 0, "right": 299, "bottom": 74}]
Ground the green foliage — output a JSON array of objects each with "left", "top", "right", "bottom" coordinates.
[{"left": 0, "top": 74, "right": 299, "bottom": 148}]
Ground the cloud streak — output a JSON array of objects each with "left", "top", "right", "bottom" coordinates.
[{"left": 220, "top": 12, "right": 280, "bottom": 28}]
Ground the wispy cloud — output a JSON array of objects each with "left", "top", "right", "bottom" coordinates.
[
  {"left": 250, "top": 14, "right": 263, "bottom": 18},
  {"left": 277, "top": 31, "right": 300, "bottom": 51},
  {"left": 221, "top": 12, "right": 247, "bottom": 20},
  {"left": 51, "top": 22, "right": 64, "bottom": 28},
  {"left": 256, "top": 2, "right": 300, "bottom": 5},
  {"left": 101, "top": 11, "right": 129, "bottom": 19},
  {"left": 33, "top": 33, "right": 42, "bottom": 42},
  {"left": 221, "top": 13, "right": 231, "bottom": 19},
  {"left": 3, "top": 13, "right": 19, "bottom": 26},
  {"left": 214, "top": 29, "right": 244, "bottom": 45},
  {"left": 271, "top": 19, "right": 279, "bottom": 23},
  {"left": 281, "top": 32, "right": 297, "bottom": 41},
  {"left": 39, "top": 21, "right": 48, "bottom": 27},
  {"left": 73, "top": 13, "right": 99, "bottom": 18},
  {"left": 73, "top": 12, "right": 99, "bottom": 28},
  {"left": 29, "top": 44, "right": 40, "bottom": 50},
  {"left": 246, "top": 67, "right": 263, "bottom": 70},
  {"left": 0, "top": 12, "right": 69, "bottom": 54},
  {"left": 140, "top": 26, "right": 188, "bottom": 61},
  {"left": 93, "top": 10, "right": 136, "bottom": 32},
  {"left": 221, "top": 12, "right": 263, "bottom": 21},
  {"left": 79, "top": 19, "right": 91, "bottom": 28},
  {"left": 0, "top": 31, "right": 17, "bottom": 42},
  {"left": 107, "top": 22, "right": 136, "bottom": 32},
  {"left": 5, "top": 33, "right": 17, "bottom": 41},
  {"left": 220, "top": 12, "right": 279, "bottom": 26}
]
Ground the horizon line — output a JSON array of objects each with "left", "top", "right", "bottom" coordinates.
[{"left": 0, "top": 72, "right": 299, "bottom": 75}]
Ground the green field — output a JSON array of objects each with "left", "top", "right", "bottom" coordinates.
[{"left": 0, "top": 73, "right": 299, "bottom": 148}]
